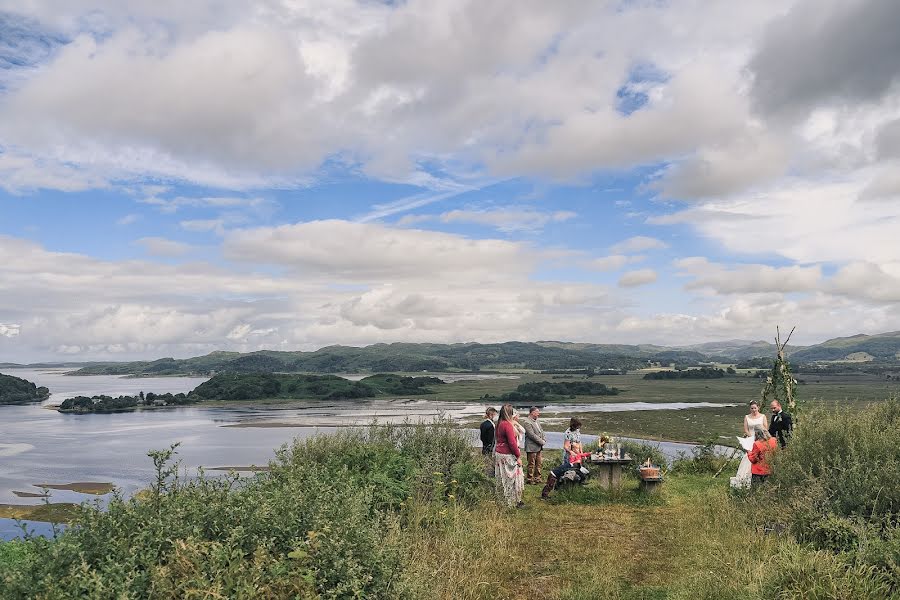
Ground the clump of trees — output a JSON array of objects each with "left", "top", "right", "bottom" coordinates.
[
  {"left": 0, "top": 373, "right": 50, "bottom": 404},
  {"left": 190, "top": 373, "right": 445, "bottom": 402},
  {"left": 190, "top": 373, "right": 379, "bottom": 401},
  {"left": 643, "top": 367, "right": 727, "bottom": 380},
  {"left": 58, "top": 392, "right": 194, "bottom": 413},
  {"left": 483, "top": 380, "right": 620, "bottom": 403},
  {"left": 359, "top": 374, "right": 444, "bottom": 396}
]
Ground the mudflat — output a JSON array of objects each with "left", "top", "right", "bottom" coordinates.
[{"left": 33, "top": 482, "right": 115, "bottom": 495}]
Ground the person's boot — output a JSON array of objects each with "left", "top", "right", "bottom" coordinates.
[{"left": 540, "top": 474, "right": 557, "bottom": 499}]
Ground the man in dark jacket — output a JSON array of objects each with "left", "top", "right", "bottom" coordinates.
[
  {"left": 480, "top": 407, "right": 497, "bottom": 453},
  {"left": 480, "top": 407, "right": 498, "bottom": 476},
  {"left": 768, "top": 400, "right": 793, "bottom": 448}
]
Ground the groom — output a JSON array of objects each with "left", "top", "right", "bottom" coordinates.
[{"left": 768, "top": 400, "right": 793, "bottom": 448}]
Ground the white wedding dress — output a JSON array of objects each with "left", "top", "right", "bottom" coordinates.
[{"left": 730, "top": 415, "right": 766, "bottom": 489}]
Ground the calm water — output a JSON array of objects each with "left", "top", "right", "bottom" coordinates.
[{"left": 1, "top": 368, "right": 728, "bottom": 539}]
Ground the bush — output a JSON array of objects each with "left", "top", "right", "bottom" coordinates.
[
  {"left": 620, "top": 440, "right": 669, "bottom": 475},
  {"left": 771, "top": 399, "right": 900, "bottom": 524},
  {"left": 766, "top": 398, "right": 900, "bottom": 591},
  {"left": 0, "top": 421, "right": 488, "bottom": 599}
]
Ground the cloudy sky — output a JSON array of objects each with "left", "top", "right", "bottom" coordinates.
[{"left": 2, "top": 0, "right": 900, "bottom": 362}]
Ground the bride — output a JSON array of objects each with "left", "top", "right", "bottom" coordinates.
[
  {"left": 743, "top": 401, "right": 768, "bottom": 437},
  {"left": 731, "top": 401, "right": 768, "bottom": 489}
]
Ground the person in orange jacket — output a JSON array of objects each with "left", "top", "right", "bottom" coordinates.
[{"left": 747, "top": 427, "right": 778, "bottom": 487}]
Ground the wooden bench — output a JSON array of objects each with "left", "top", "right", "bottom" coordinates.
[{"left": 638, "top": 476, "right": 664, "bottom": 494}]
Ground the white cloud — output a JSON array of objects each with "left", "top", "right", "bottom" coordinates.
[
  {"left": 223, "top": 219, "right": 536, "bottom": 280},
  {"left": 674, "top": 257, "right": 822, "bottom": 294},
  {"left": 651, "top": 178, "right": 900, "bottom": 265},
  {"left": 0, "top": 149, "right": 109, "bottom": 193},
  {"left": 654, "top": 130, "right": 789, "bottom": 199},
  {"left": 859, "top": 167, "right": 900, "bottom": 201},
  {"left": 0, "top": 231, "right": 628, "bottom": 361},
  {"left": 618, "top": 269, "right": 658, "bottom": 288},
  {"left": 589, "top": 255, "right": 645, "bottom": 272},
  {"left": 140, "top": 196, "right": 272, "bottom": 214},
  {"left": 0, "top": 323, "right": 20, "bottom": 338},
  {"left": 116, "top": 214, "right": 141, "bottom": 226},
  {"left": 135, "top": 237, "right": 192, "bottom": 257},
  {"left": 610, "top": 236, "right": 669, "bottom": 253},
  {"left": 830, "top": 261, "right": 900, "bottom": 303},
  {"left": 0, "top": 1, "right": 785, "bottom": 191},
  {"left": 401, "top": 207, "right": 576, "bottom": 233}
]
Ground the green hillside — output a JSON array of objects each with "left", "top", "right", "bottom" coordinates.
[
  {"left": 0, "top": 372, "right": 50, "bottom": 405},
  {"left": 68, "top": 342, "right": 661, "bottom": 376},
  {"left": 790, "top": 332, "right": 900, "bottom": 362},
  {"left": 30, "top": 332, "right": 900, "bottom": 379}
]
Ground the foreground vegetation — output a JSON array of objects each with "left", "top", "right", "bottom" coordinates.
[
  {"left": 0, "top": 373, "right": 49, "bottom": 405},
  {"left": 2, "top": 399, "right": 898, "bottom": 598}
]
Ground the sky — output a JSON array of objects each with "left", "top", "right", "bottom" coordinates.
[{"left": 1, "top": 0, "right": 900, "bottom": 362}]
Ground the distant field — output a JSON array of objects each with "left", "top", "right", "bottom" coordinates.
[{"left": 442, "top": 372, "right": 900, "bottom": 443}]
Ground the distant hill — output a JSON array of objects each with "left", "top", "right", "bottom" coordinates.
[
  {"left": 0, "top": 372, "right": 50, "bottom": 404},
  {"left": 9, "top": 331, "right": 900, "bottom": 378},
  {"left": 790, "top": 332, "right": 900, "bottom": 363},
  {"left": 682, "top": 340, "right": 794, "bottom": 361},
  {"left": 68, "top": 342, "right": 663, "bottom": 376}
]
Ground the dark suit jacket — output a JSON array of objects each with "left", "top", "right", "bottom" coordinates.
[
  {"left": 768, "top": 410, "right": 793, "bottom": 447},
  {"left": 480, "top": 419, "right": 495, "bottom": 454}
]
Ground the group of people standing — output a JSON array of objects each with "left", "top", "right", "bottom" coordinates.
[
  {"left": 735, "top": 399, "right": 793, "bottom": 487},
  {"left": 480, "top": 405, "right": 584, "bottom": 507}
]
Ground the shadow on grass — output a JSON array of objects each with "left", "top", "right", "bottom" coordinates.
[{"left": 543, "top": 481, "right": 666, "bottom": 508}]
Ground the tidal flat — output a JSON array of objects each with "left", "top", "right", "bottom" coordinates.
[{"left": 33, "top": 482, "right": 115, "bottom": 495}]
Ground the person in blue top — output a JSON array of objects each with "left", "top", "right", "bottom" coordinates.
[{"left": 541, "top": 417, "right": 583, "bottom": 499}]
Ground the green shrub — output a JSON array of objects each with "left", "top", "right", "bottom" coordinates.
[
  {"left": 771, "top": 399, "right": 900, "bottom": 524},
  {"left": 620, "top": 440, "right": 669, "bottom": 475},
  {"left": 0, "top": 421, "right": 487, "bottom": 600},
  {"left": 766, "top": 398, "right": 900, "bottom": 591}
]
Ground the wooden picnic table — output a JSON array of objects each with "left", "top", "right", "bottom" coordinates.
[{"left": 588, "top": 453, "right": 632, "bottom": 490}]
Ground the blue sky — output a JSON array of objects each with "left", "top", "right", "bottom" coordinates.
[{"left": 1, "top": 1, "right": 900, "bottom": 361}]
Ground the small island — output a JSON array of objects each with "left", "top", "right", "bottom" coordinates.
[
  {"left": 190, "top": 372, "right": 444, "bottom": 401},
  {"left": 58, "top": 392, "right": 197, "bottom": 413},
  {"left": 0, "top": 372, "right": 50, "bottom": 404},
  {"left": 56, "top": 373, "right": 445, "bottom": 413}
]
